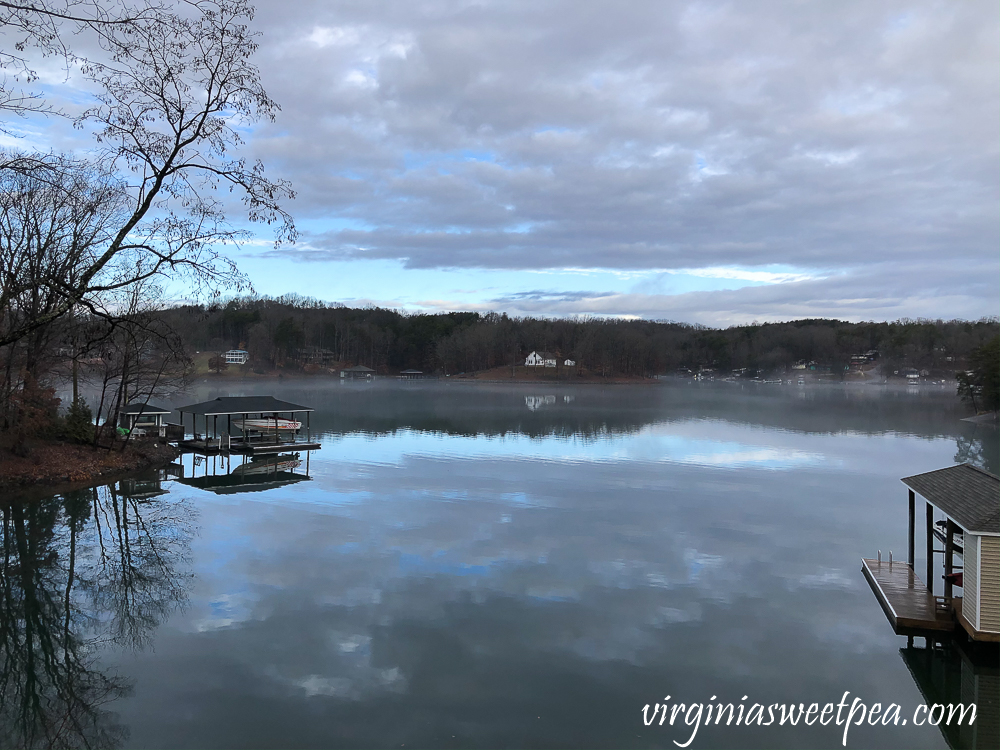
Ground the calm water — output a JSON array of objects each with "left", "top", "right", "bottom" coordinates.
[{"left": 3, "top": 382, "right": 997, "bottom": 749}]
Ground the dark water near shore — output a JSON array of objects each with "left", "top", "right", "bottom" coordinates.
[{"left": 3, "top": 382, "right": 996, "bottom": 749}]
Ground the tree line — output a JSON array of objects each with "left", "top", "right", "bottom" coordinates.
[{"left": 160, "top": 295, "right": 998, "bottom": 380}]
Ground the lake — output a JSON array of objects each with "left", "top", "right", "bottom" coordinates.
[{"left": 2, "top": 381, "right": 996, "bottom": 749}]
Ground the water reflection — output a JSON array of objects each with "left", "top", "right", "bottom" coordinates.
[
  {"left": 525, "top": 395, "right": 557, "bottom": 411},
  {"left": 953, "top": 428, "right": 999, "bottom": 474},
  {"left": 174, "top": 451, "right": 313, "bottom": 495},
  {"left": 169, "top": 382, "right": 994, "bottom": 472},
  {"left": 0, "top": 487, "right": 193, "bottom": 749},
  {"left": 116, "top": 465, "right": 180, "bottom": 500},
  {"left": 900, "top": 640, "right": 999, "bottom": 750},
  {"left": 37, "top": 382, "right": 997, "bottom": 747}
]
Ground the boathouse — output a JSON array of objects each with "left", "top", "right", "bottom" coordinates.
[
  {"left": 340, "top": 365, "right": 375, "bottom": 380},
  {"left": 174, "top": 395, "right": 319, "bottom": 455},
  {"left": 118, "top": 402, "right": 173, "bottom": 437},
  {"left": 863, "top": 463, "right": 999, "bottom": 642}
]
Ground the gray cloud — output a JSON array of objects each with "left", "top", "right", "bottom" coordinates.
[
  {"left": 239, "top": 0, "right": 998, "bottom": 317},
  {"left": 478, "top": 258, "right": 998, "bottom": 325},
  {"left": 6, "top": 1, "right": 994, "bottom": 319}
]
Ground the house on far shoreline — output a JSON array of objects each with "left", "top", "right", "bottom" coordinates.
[
  {"left": 525, "top": 351, "right": 557, "bottom": 367},
  {"left": 225, "top": 349, "right": 249, "bottom": 365},
  {"left": 341, "top": 365, "right": 375, "bottom": 380}
]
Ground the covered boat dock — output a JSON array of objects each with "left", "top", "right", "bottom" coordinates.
[
  {"left": 175, "top": 395, "right": 320, "bottom": 455},
  {"left": 118, "top": 402, "right": 176, "bottom": 438},
  {"left": 863, "top": 463, "right": 999, "bottom": 643}
]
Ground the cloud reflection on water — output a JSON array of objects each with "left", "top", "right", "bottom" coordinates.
[{"left": 85, "top": 383, "right": 984, "bottom": 748}]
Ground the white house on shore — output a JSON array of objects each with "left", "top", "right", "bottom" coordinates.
[
  {"left": 225, "top": 349, "right": 249, "bottom": 365},
  {"left": 525, "top": 351, "right": 557, "bottom": 367}
]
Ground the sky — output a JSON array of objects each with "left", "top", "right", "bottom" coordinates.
[{"left": 7, "top": 0, "right": 1000, "bottom": 325}]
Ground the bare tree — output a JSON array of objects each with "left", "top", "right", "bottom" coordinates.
[
  {"left": 0, "top": 155, "right": 126, "bottom": 433},
  {"left": 0, "top": 0, "right": 166, "bottom": 121},
  {"left": 0, "top": 0, "right": 295, "bottom": 351},
  {"left": 0, "top": 154, "right": 126, "bottom": 368},
  {"left": 81, "top": 281, "right": 191, "bottom": 449}
]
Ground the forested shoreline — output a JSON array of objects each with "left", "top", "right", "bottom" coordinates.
[{"left": 162, "top": 295, "right": 998, "bottom": 379}]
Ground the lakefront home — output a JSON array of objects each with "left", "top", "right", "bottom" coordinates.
[{"left": 525, "top": 351, "right": 557, "bottom": 367}]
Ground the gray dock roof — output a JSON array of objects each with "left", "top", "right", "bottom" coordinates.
[
  {"left": 902, "top": 463, "right": 999, "bottom": 534},
  {"left": 120, "top": 402, "right": 173, "bottom": 415},
  {"left": 175, "top": 396, "right": 314, "bottom": 415}
]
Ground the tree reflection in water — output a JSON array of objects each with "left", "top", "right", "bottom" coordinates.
[
  {"left": 0, "top": 484, "right": 193, "bottom": 749},
  {"left": 954, "top": 427, "right": 999, "bottom": 475}
]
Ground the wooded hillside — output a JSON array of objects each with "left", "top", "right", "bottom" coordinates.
[{"left": 158, "top": 295, "right": 998, "bottom": 378}]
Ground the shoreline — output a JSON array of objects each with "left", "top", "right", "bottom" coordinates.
[
  {"left": 0, "top": 439, "right": 180, "bottom": 500},
  {"left": 182, "top": 372, "right": 961, "bottom": 389},
  {"left": 184, "top": 369, "right": 659, "bottom": 385}
]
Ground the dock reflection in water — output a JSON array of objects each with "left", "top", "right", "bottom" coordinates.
[
  {"left": 173, "top": 451, "right": 313, "bottom": 495},
  {"left": 900, "top": 640, "right": 999, "bottom": 750}
]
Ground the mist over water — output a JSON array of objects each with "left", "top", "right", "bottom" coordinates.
[{"left": 7, "top": 382, "right": 994, "bottom": 748}]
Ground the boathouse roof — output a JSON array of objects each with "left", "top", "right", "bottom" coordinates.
[
  {"left": 175, "top": 396, "right": 314, "bottom": 415},
  {"left": 120, "top": 402, "right": 172, "bottom": 415},
  {"left": 902, "top": 463, "right": 1000, "bottom": 534}
]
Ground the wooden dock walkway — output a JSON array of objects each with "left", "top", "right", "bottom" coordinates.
[
  {"left": 178, "top": 438, "right": 321, "bottom": 456},
  {"left": 862, "top": 558, "right": 956, "bottom": 635}
]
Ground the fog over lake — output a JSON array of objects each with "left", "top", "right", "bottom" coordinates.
[{"left": 5, "top": 382, "right": 995, "bottom": 749}]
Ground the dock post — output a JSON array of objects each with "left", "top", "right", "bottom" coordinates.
[
  {"left": 944, "top": 520, "right": 955, "bottom": 601},
  {"left": 907, "top": 489, "right": 915, "bottom": 569},
  {"left": 925, "top": 502, "right": 934, "bottom": 595}
]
